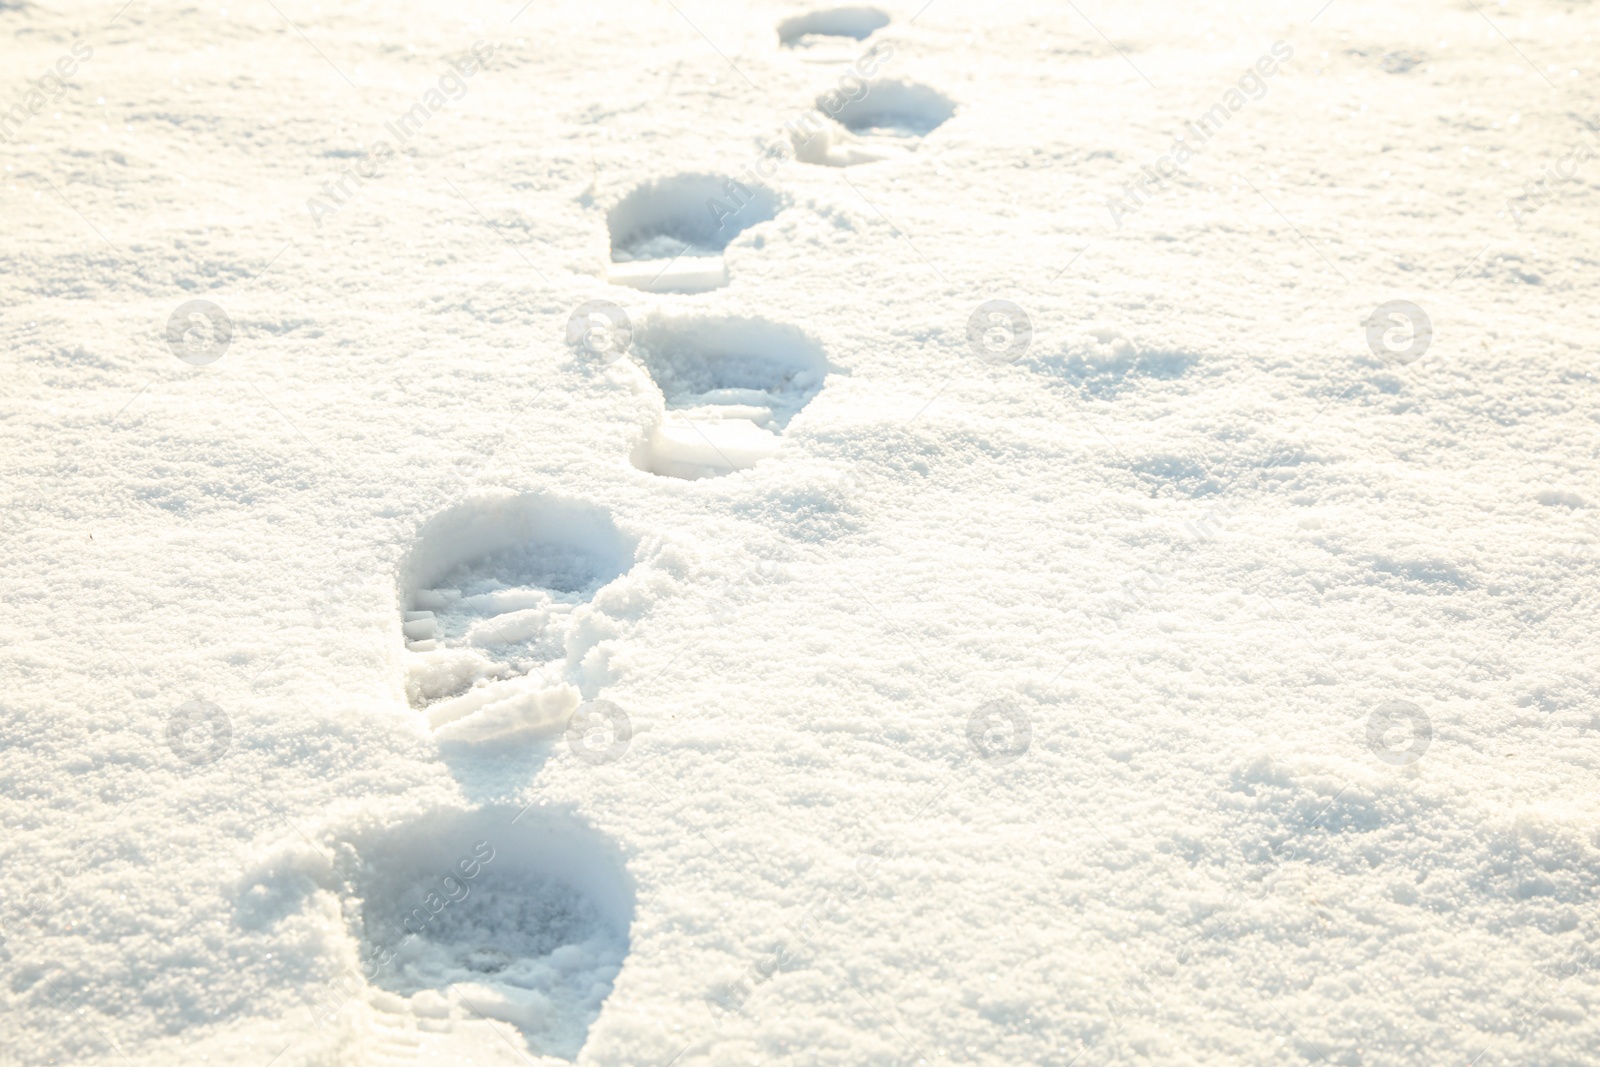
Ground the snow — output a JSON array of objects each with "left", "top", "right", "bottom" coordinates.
[{"left": 2, "top": 0, "right": 1598, "bottom": 1065}]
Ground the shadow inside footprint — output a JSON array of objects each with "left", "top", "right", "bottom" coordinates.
[
  {"left": 628, "top": 314, "right": 830, "bottom": 481},
  {"left": 351, "top": 806, "right": 633, "bottom": 1063},
  {"left": 400, "top": 494, "right": 635, "bottom": 743},
  {"left": 778, "top": 5, "right": 890, "bottom": 46},
  {"left": 825, "top": 78, "right": 955, "bottom": 137},
  {"left": 606, "top": 173, "right": 779, "bottom": 293}
]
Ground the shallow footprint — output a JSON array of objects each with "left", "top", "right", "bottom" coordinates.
[
  {"left": 777, "top": 5, "right": 890, "bottom": 47},
  {"left": 627, "top": 314, "right": 830, "bottom": 480},
  {"left": 400, "top": 494, "right": 635, "bottom": 743},
  {"left": 605, "top": 173, "right": 779, "bottom": 293}
]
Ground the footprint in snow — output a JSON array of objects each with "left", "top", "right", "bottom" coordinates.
[
  {"left": 777, "top": 5, "right": 890, "bottom": 48},
  {"left": 399, "top": 493, "right": 636, "bottom": 744},
  {"left": 246, "top": 806, "right": 633, "bottom": 1064},
  {"left": 624, "top": 313, "right": 833, "bottom": 481},
  {"left": 790, "top": 75, "right": 955, "bottom": 167},
  {"left": 605, "top": 172, "right": 780, "bottom": 293},
  {"left": 827, "top": 78, "right": 955, "bottom": 137}
]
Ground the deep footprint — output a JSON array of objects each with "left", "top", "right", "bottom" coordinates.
[
  {"left": 825, "top": 78, "right": 955, "bottom": 137},
  {"left": 351, "top": 807, "right": 632, "bottom": 1063},
  {"left": 777, "top": 5, "right": 890, "bottom": 47},
  {"left": 400, "top": 494, "right": 634, "bottom": 743},
  {"left": 789, "top": 75, "right": 953, "bottom": 166},
  {"left": 628, "top": 314, "right": 829, "bottom": 480},
  {"left": 606, "top": 173, "right": 779, "bottom": 293}
]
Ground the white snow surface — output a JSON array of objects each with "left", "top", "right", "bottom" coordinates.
[{"left": 2, "top": 0, "right": 1599, "bottom": 1065}]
